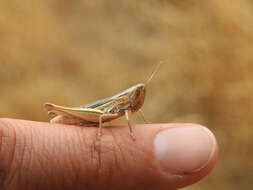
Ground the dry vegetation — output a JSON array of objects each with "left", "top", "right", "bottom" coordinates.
[{"left": 0, "top": 0, "right": 252, "bottom": 189}]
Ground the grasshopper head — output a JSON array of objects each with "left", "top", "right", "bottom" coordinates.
[
  {"left": 129, "top": 83, "right": 146, "bottom": 112},
  {"left": 125, "top": 62, "right": 162, "bottom": 113}
]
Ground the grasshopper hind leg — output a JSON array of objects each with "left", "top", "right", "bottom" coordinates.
[
  {"left": 50, "top": 114, "right": 89, "bottom": 125},
  {"left": 125, "top": 110, "right": 136, "bottom": 141}
]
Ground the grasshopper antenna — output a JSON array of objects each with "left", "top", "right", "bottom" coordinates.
[{"left": 144, "top": 60, "right": 164, "bottom": 86}]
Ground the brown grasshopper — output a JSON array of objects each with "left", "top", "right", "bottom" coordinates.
[{"left": 44, "top": 63, "right": 161, "bottom": 140}]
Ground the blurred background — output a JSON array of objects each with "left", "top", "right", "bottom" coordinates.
[{"left": 0, "top": 0, "right": 252, "bottom": 189}]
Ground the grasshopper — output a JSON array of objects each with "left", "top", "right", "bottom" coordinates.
[{"left": 44, "top": 63, "right": 162, "bottom": 140}]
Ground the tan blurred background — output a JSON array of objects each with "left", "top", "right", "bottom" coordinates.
[{"left": 0, "top": 0, "right": 252, "bottom": 189}]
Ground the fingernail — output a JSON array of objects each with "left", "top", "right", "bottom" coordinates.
[{"left": 154, "top": 126, "right": 216, "bottom": 175}]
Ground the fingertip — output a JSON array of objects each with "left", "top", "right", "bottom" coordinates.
[
  {"left": 102, "top": 123, "right": 218, "bottom": 189},
  {"left": 152, "top": 124, "right": 218, "bottom": 188}
]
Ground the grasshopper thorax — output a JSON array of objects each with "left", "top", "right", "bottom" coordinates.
[{"left": 129, "top": 83, "right": 146, "bottom": 113}]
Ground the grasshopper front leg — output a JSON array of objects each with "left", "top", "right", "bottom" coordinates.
[
  {"left": 138, "top": 109, "right": 151, "bottom": 124},
  {"left": 125, "top": 110, "right": 136, "bottom": 141}
]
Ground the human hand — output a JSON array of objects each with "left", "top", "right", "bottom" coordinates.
[{"left": 0, "top": 119, "right": 218, "bottom": 190}]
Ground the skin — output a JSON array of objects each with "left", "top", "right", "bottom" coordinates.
[{"left": 0, "top": 118, "right": 218, "bottom": 190}]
